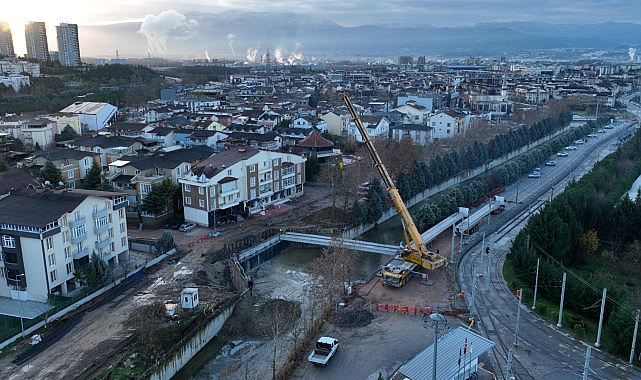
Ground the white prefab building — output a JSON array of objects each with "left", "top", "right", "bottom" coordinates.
[
  {"left": 59, "top": 102, "right": 118, "bottom": 132},
  {"left": 181, "top": 287, "right": 199, "bottom": 309}
]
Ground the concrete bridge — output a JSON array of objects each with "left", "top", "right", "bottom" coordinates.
[{"left": 279, "top": 232, "right": 400, "bottom": 255}]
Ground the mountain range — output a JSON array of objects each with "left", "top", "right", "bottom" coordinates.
[{"left": 78, "top": 11, "right": 641, "bottom": 63}]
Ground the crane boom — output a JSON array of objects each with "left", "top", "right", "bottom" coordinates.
[{"left": 340, "top": 92, "right": 446, "bottom": 271}]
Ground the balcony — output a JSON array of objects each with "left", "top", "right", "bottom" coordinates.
[
  {"left": 93, "top": 207, "right": 109, "bottom": 220},
  {"left": 94, "top": 222, "right": 109, "bottom": 234},
  {"left": 95, "top": 237, "right": 111, "bottom": 250},
  {"left": 69, "top": 217, "right": 86, "bottom": 229},
  {"left": 73, "top": 247, "right": 90, "bottom": 260},
  {"left": 70, "top": 232, "right": 87, "bottom": 244}
]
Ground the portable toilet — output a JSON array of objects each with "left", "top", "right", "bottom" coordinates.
[{"left": 181, "top": 287, "right": 199, "bottom": 309}]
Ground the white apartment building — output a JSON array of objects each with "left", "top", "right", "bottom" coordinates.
[
  {"left": 0, "top": 187, "right": 129, "bottom": 303},
  {"left": 179, "top": 147, "right": 306, "bottom": 227}
]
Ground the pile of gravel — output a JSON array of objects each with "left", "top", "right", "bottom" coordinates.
[{"left": 328, "top": 308, "right": 375, "bottom": 328}]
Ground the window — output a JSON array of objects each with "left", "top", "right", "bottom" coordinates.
[
  {"left": 140, "top": 183, "right": 152, "bottom": 197},
  {"left": 71, "top": 225, "right": 86, "bottom": 239},
  {"left": 185, "top": 197, "right": 192, "bottom": 205},
  {"left": 121, "top": 236, "right": 127, "bottom": 247},
  {"left": 250, "top": 177, "right": 256, "bottom": 187},
  {"left": 199, "top": 199, "right": 204, "bottom": 207},
  {"left": 2, "top": 235, "right": 16, "bottom": 248},
  {"left": 185, "top": 184, "right": 191, "bottom": 192},
  {"left": 64, "top": 247, "right": 71, "bottom": 260},
  {"left": 63, "top": 231, "right": 69, "bottom": 243},
  {"left": 68, "top": 170, "right": 74, "bottom": 179},
  {"left": 250, "top": 164, "right": 256, "bottom": 172},
  {"left": 273, "top": 171, "right": 279, "bottom": 180},
  {"left": 272, "top": 159, "right": 278, "bottom": 166},
  {"left": 119, "top": 209, "right": 124, "bottom": 218},
  {"left": 250, "top": 189, "right": 256, "bottom": 199},
  {"left": 120, "top": 222, "right": 126, "bottom": 233},
  {"left": 66, "top": 262, "right": 74, "bottom": 275},
  {"left": 198, "top": 187, "right": 204, "bottom": 195},
  {"left": 60, "top": 215, "right": 67, "bottom": 227},
  {"left": 50, "top": 270, "right": 58, "bottom": 282},
  {"left": 48, "top": 252, "right": 56, "bottom": 267},
  {"left": 95, "top": 216, "right": 109, "bottom": 229},
  {"left": 46, "top": 237, "right": 54, "bottom": 250},
  {"left": 210, "top": 187, "right": 216, "bottom": 196},
  {"left": 227, "top": 169, "right": 232, "bottom": 175}
]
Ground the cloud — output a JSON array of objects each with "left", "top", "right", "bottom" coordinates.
[{"left": 138, "top": 10, "right": 198, "bottom": 56}]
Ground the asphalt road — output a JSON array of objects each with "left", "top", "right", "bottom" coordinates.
[{"left": 457, "top": 119, "right": 641, "bottom": 380}]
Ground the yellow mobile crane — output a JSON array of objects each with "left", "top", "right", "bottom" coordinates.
[{"left": 340, "top": 93, "right": 447, "bottom": 286}]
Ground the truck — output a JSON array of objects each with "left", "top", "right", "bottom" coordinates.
[
  {"left": 340, "top": 93, "right": 447, "bottom": 287},
  {"left": 308, "top": 336, "right": 339, "bottom": 366}
]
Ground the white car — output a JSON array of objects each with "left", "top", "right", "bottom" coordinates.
[
  {"left": 574, "top": 139, "right": 584, "bottom": 144},
  {"left": 179, "top": 223, "right": 197, "bottom": 232},
  {"left": 565, "top": 145, "right": 578, "bottom": 150},
  {"left": 557, "top": 151, "right": 569, "bottom": 157},
  {"left": 545, "top": 160, "right": 557, "bottom": 166}
]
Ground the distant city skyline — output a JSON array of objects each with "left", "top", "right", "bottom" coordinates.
[{"left": 3, "top": 1, "right": 641, "bottom": 59}]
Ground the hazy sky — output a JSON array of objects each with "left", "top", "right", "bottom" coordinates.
[{"left": 5, "top": 0, "right": 641, "bottom": 56}]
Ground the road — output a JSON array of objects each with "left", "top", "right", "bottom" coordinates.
[{"left": 457, "top": 119, "right": 641, "bottom": 379}]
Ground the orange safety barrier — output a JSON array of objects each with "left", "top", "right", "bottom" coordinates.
[
  {"left": 188, "top": 241, "right": 194, "bottom": 247},
  {"left": 401, "top": 306, "right": 409, "bottom": 313},
  {"left": 408, "top": 306, "right": 417, "bottom": 314},
  {"left": 202, "top": 235, "right": 208, "bottom": 240},
  {"left": 197, "top": 237, "right": 202, "bottom": 243}
]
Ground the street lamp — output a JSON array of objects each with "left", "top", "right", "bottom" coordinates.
[
  {"left": 424, "top": 312, "right": 448, "bottom": 380},
  {"left": 14, "top": 274, "right": 25, "bottom": 339}
]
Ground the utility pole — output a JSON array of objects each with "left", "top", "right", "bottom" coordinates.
[
  {"left": 424, "top": 313, "right": 448, "bottom": 380},
  {"left": 558, "top": 272, "right": 567, "bottom": 328},
  {"left": 514, "top": 289, "right": 523, "bottom": 347},
  {"left": 480, "top": 232, "right": 485, "bottom": 278},
  {"left": 583, "top": 346, "right": 592, "bottom": 380},
  {"left": 595, "top": 288, "right": 607, "bottom": 348},
  {"left": 532, "top": 258, "right": 540, "bottom": 310},
  {"left": 471, "top": 268, "right": 476, "bottom": 316},
  {"left": 630, "top": 309, "right": 640, "bottom": 364},
  {"left": 506, "top": 350, "right": 514, "bottom": 380}
]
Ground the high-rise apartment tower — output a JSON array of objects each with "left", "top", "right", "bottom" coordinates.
[
  {"left": 25, "top": 21, "right": 49, "bottom": 62},
  {"left": 0, "top": 22, "right": 16, "bottom": 58},
  {"left": 56, "top": 23, "right": 81, "bottom": 67}
]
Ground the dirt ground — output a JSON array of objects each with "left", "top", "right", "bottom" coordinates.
[{"left": 0, "top": 184, "right": 462, "bottom": 379}]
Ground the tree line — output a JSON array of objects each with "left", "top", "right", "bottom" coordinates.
[{"left": 508, "top": 126, "right": 641, "bottom": 357}]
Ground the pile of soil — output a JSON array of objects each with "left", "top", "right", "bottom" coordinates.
[
  {"left": 219, "top": 295, "right": 301, "bottom": 338},
  {"left": 328, "top": 308, "right": 376, "bottom": 328}
]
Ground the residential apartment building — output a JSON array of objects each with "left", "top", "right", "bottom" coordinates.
[
  {"left": 59, "top": 102, "right": 117, "bottom": 132},
  {"left": 56, "top": 23, "right": 81, "bottom": 67},
  {"left": 24, "top": 21, "right": 49, "bottom": 62},
  {"left": 0, "top": 22, "right": 15, "bottom": 58},
  {"left": 179, "top": 147, "right": 306, "bottom": 227},
  {"left": 0, "top": 187, "right": 129, "bottom": 303},
  {"left": 30, "top": 148, "right": 100, "bottom": 188},
  {"left": 429, "top": 110, "right": 467, "bottom": 139}
]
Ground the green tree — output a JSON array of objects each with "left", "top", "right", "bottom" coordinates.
[
  {"left": 74, "top": 252, "right": 111, "bottom": 288},
  {"left": 308, "top": 88, "right": 321, "bottom": 107},
  {"left": 140, "top": 178, "right": 179, "bottom": 216},
  {"left": 83, "top": 161, "right": 103, "bottom": 190},
  {"left": 54, "top": 125, "right": 78, "bottom": 142},
  {"left": 305, "top": 154, "right": 321, "bottom": 181},
  {"left": 39, "top": 160, "right": 63, "bottom": 185},
  {"left": 155, "top": 231, "right": 174, "bottom": 255},
  {"left": 0, "top": 157, "right": 8, "bottom": 172}
]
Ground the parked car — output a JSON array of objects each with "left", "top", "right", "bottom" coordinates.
[
  {"left": 587, "top": 133, "right": 598, "bottom": 138},
  {"left": 179, "top": 223, "right": 197, "bottom": 232},
  {"left": 528, "top": 171, "right": 541, "bottom": 178},
  {"left": 574, "top": 139, "right": 584, "bottom": 144},
  {"left": 557, "top": 151, "right": 569, "bottom": 157},
  {"left": 565, "top": 145, "right": 578, "bottom": 150},
  {"left": 162, "top": 219, "right": 182, "bottom": 230},
  {"left": 597, "top": 129, "right": 606, "bottom": 133},
  {"left": 545, "top": 160, "right": 557, "bottom": 166}
]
